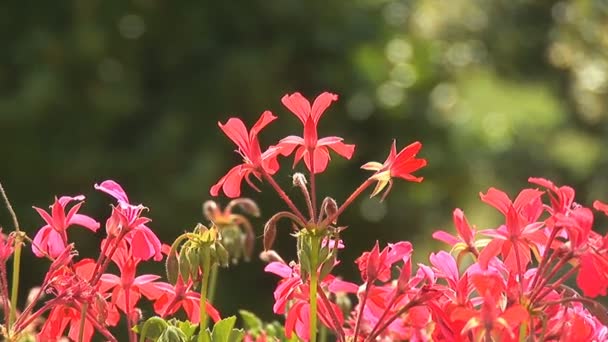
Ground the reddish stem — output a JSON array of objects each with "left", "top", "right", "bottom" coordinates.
[
  {"left": 353, "top": 281, "right": 372, "bottom": 340},
  {"left": 261, "top": 169, "right": 307, "bottom": 223},
  {"left": 317, "top": 284, "right": 345, "bottom": 342},
  {"left": 322, "top": 179, "right": 373, "bottom": 227}
]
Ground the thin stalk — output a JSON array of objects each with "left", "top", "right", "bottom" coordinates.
[
  {"left": 77, "top": 303, "right": 88, "bottom": 342},
  {"left": 353, "top": 281, "right": 372, "bottom": 340},
  {"left": 0, "top": 181, "right": 22, "bottom": 332},
  {"left": 512, "top": 240, "right": 525, "bottom": 298},
  {"left": 309, "top": 148, "right": 317, "bottom": 218},
  {"left": 365, "top": 300, "right": 419, "bottom": 342},
  {"left": 207, "top": 263, "right": 219, "bottom": 304},
  {"left": 322, "top": 179, "right": 373, "bottom": 227},
  {"left": 198, "top": 248, "right": 211, "bottom": 341},
  {"left": 309, "top": 235, "right": 320, "bottom": 342},
  {"left": 319, "top": 325, "right": 327, "bottom": 342},
  {"left": 317, "top": 284, "right": 345, "bottom": 342},
  {"left": 532, "top": 265, "right": 579, "bottom": 304},
  {"left": 529, "top": 255, "right": 573, "bottom": 303},
  {"left": 261, "top": 169, "right": 306, "bottom": 223},
  {"left": 529, "top": 227, "right": 561, "bottom": 291},
  {"left": 367, "top": 291, "right": 400, "bottom": 339},
  {"left": 8, "top": 236, "right": 22, "bottom": 330},
  {"left": 125, "top": 287, "right": 136, "bottom": 342}
]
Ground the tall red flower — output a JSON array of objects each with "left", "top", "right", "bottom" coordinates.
[
  {"left": 278, "top": 92, "right": 355, "bottom": 174},
  {"left": 361, "top": 140, "right": 427, "bottom": 198},
  {"left": 211, "top": 111, "right": 280, "bottom": 197},
  {"left": 32, "top": 195, "right": 100, "bottom": 258}
]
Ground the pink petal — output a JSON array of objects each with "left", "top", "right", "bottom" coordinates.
[
  {"left": 69, "top": 214, "right": 100, "bottom": 232},
  {"left": 210, "top": 165, "right": 244, "bottom": 198},
  {"left": 480, "top": 188, "right": 512, "bottom": 216},
  {"left": 264, "top": 262, "right": 292, "bottom": 278},
  {"left": 310, "top": 92, "right": 338, "bottom": 123},
  {"left": 33, "top": 207, "right": 55, "bottom": 229},
  {"left": 250, "top": 110, "right": 277, "bottom": 138},
  {"left": 95, "top": 180, "right": 130, "bottom": 203},
  {"left": 281, "top": 92, "right": 311, "bottom": 123},
  {"left": 218, "top": 117, "right": 250, "bottom": 155}
]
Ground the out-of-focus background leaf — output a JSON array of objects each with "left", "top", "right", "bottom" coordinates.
[{"left": 1, "top": 0, "right": 607, "bottom": 339}]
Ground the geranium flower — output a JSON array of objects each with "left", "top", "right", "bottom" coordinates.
[
  {"left": 32, "top": 196, "right": 100, "bottom": 258},
  {"left": 211, "top": 111, "right": 281, "bottom": 197},
  {"left": 361, "top": 140, "right": 426, "bottom": 199},
  {"left": 477, "top": 187, "right": 546, "bottom": 272},
  {"left": 152, "top": 276, "right": 221, "bottom": 323},
  {"left": 95, "top": 180, "right": 162, "bottom": 261},
  {"left": 278, "top": 92, "right": 355, "bottom": 174},
  {"left": 266, "top": 261, "right": 357, "bottom": 340},
  {"left": 100, "top": 240, "right": 165, "bottom": 313},
  {"left": 38, "top": 259, "right": 119, "bottom": 342}
]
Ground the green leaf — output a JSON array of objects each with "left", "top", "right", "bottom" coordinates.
[
  {"left": 136, "top": 316, "right": 169, "bottom": 342},
  {"left": 211, "top": 316, "right": 237, "bottom": 342},
  {"left": 238, "top": 310, "right": 262, "bottom": 330},
  {"left": 178, "top": 320, "right": 198, "bottom": 339},
  {"left": 228, "top": 329, "right": 244, "bottom": 342},
  {"left": 158, "top": 326, "right": 187, "bottom": 342}
]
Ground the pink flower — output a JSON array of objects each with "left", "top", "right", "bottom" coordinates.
[
  {"left": 95, "top": 180, "right": 162, "bottom": 261},
  {"left": 361, "top": 140, "right": 427, "bottom": 198},
  {"left": 432, "top": 208, "right": 478, "bottom": 256},
  {"left": 278, "top": 92, "right": 355, "bottom": 174},
  {"left": 265, "top": 261, "right": 357, "bottom": 340},
  {"left": 32, "top": 196, "right": 99, "bottom": 258},
  {"left": 211, "top": 111, "right": 281, "bottom": 197}
]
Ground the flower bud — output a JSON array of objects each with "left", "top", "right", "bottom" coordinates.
[
  {"left": 292, "top": 173, "right": 308, "bottom": 187},
  {"left": 226, "top": 198, "right": 260, "bottom": 217},
  {"left": 259, "top": 250, "right": 286, "bottom": 264},
  {"left": 321, "top": 197, "right": 338, "bottom": 224},
  {"left": 203, "top": 200, "right": 219, "bottom": 222}
]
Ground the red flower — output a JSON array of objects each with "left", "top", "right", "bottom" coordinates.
[
  {"left": 95, "top": 180, "right": 163, "bottom": 261},
  {"left": 477, "top": 188, "right": 546, "bottom": 272},
  {"left": 593, "top": 200, "right": 608, "bottom": 216},
  {"left": 38, "top": 259, "right": 119, "bottom": 342},
  {"left": 433, "top": 209, "right": 480, "bottom": 257},
  {"left": 278, "top": 92, "right": 355, "bottom": 174},
  {"left": 211, "top": 111, "right": 281, "bottom": 197},
  {"left": 152, "top": 276, "right": 221, "bottom": 323},
  {"left": 361, "top": 140, "right": 427, "bottom": 198},
  {"left": 451, "top": 294, "right": 528, "bottom": 341},
  {"left": 32, "top": 195, "right": 100, "bottom": 258},
  {"left": 100, "top": 240, "right": 165, "bottom": 314}
]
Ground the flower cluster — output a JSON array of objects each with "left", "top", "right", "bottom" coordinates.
[{"left": 0, "top": 90, "right": 607, "bottom": 342}]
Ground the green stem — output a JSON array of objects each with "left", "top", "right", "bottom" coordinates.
[
  {"left": 319, "top": 325, "right": 327, "bottom": 342},
  {"left": 198, "top": 247, "right": 211, "bottom": 342},
  {"left": 207, "top": 263, "right": 219, "bottom": 304},
  {"left": 78, "top": 303, "right": 88, "bottom": 342},
  {"left": 8, "top": 234, "right": 22, "bottom": 331},
  {"left": 309, "top": 235, "right": 320, "bottom": 342}
]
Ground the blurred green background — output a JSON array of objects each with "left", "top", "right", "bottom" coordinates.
[{"left": 1, "top": 0, "right": 608, "bottom": 339}]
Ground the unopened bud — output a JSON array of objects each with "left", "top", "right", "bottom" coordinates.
[
  {"left": 203, "top": 200, "right": 219, "bottom": 222},
  {"left": 292, "top": 173, "right": 308, "bottom": 187},
  {"left": 263, "top": 221, "right": 277, "bottom": 252},
  {"left": 259, "top": 250, "right": 286, "bottom": 264},
  {"left": 321, "top": 197, "right": 338, "bottom": 224},
  {"left": 226, "top": 198, "right": 260, "bottom": 217}
]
